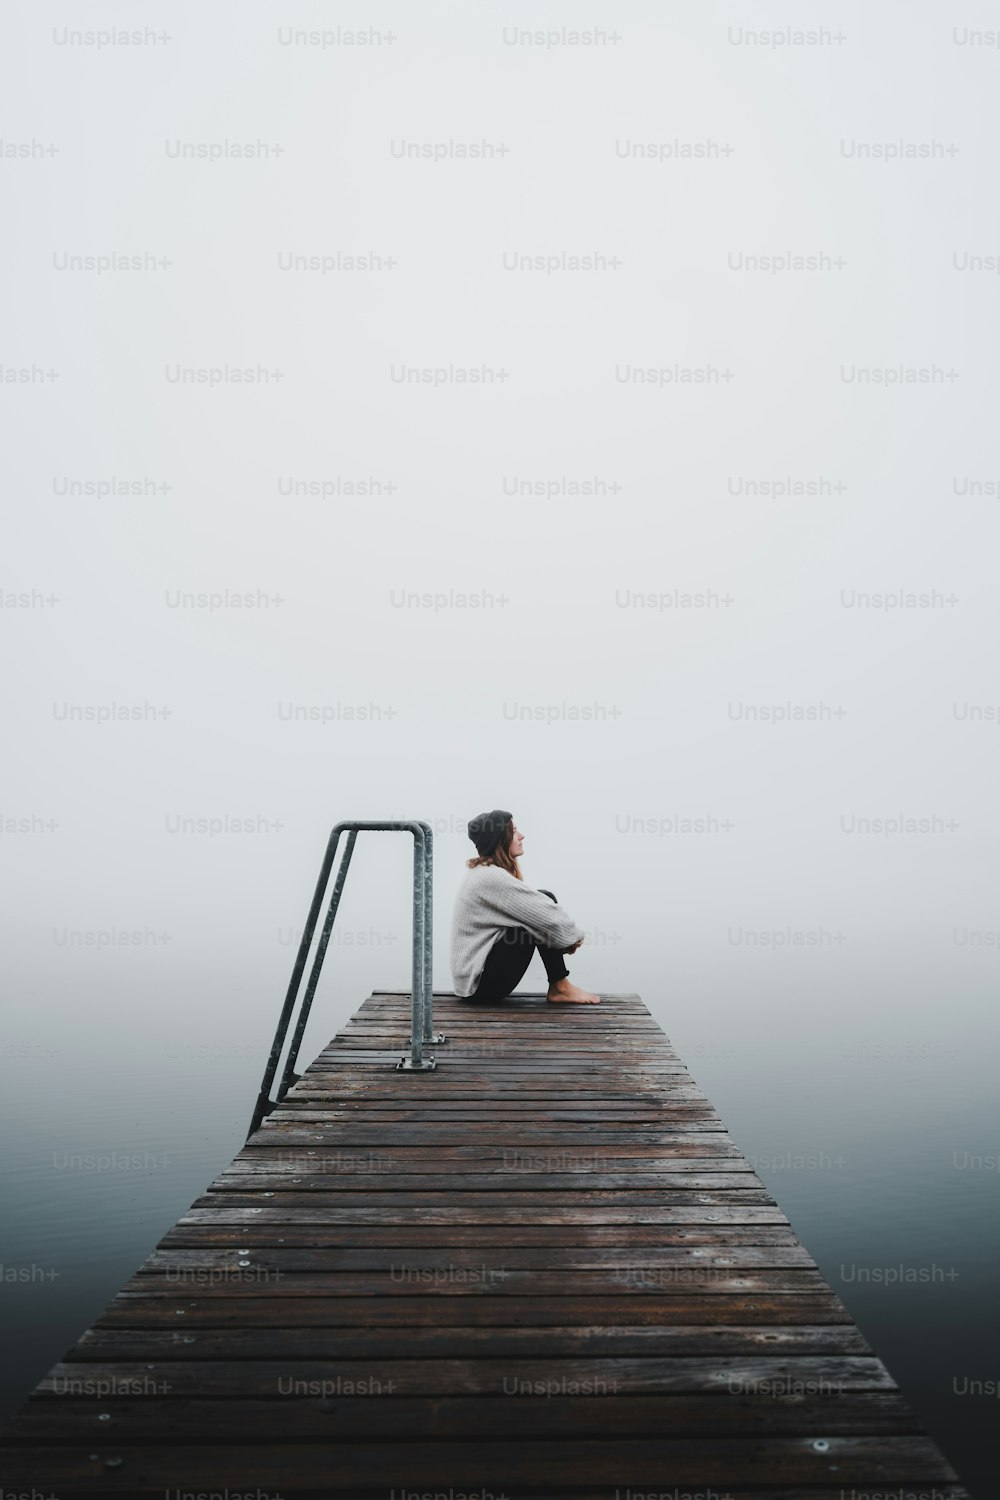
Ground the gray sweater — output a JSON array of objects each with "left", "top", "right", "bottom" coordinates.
[{"left": 449, "top": 864, "right": 585, "bottom": 997}]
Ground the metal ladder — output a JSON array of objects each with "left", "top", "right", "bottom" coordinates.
[{"left": 246, "top": 820, "right": 443, "bottom": 1141}]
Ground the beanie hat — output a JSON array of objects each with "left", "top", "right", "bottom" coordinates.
[{"left": 467, "top": 808, "right": 513, "bottom": 858}]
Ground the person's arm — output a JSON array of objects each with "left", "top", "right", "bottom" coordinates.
[{"left": 480, "top": 873, "right": 585, "bottom": 951}]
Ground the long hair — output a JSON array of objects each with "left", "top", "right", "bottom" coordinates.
[{"left": 466, "top": 816, "right": 522, "bottom": 880}]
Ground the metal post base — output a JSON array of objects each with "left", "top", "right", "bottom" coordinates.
[{"left": 396, "top": 1055, "right": 437, "bottom": 1071}]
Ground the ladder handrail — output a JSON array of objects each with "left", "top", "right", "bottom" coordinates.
[{"left": 245, "top": 820, "right": 439, "bottom": 1141}]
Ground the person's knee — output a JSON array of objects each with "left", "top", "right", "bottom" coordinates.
[{"left": 538, "top": 888, "right": 557, "bottom": 903}]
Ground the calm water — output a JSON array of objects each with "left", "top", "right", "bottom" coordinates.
[{"left": 2, "top": 959, "right": 996, "bottom": 1496}]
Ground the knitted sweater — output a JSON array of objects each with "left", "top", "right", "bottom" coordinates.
[{"left": 449, "top": 864, "right": 586, "bottom": 998}]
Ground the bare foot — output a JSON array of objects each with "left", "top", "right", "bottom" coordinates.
[{"left": 546, "top": 978, "right": 601, "bottom": 1005}]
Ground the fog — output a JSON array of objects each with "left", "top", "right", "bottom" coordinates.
[{"left": 2, "top": 2, "right": 998, "bottom": 1484}]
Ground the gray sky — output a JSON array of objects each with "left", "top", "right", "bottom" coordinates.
[{"left": 3, "top": 1, "right": 997, "bottom": 1100}]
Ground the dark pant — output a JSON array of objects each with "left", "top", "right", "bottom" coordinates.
[{"left": 465, "top": 889, "right": 571, "bottom": 1003}]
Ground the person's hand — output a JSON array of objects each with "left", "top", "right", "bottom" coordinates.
[{"left": 564, "top": 936, "right": 584, "bottom": 954}]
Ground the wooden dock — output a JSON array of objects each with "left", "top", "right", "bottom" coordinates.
[{"left": 1, "top": 989, "right": 971, "bottom": 1498}]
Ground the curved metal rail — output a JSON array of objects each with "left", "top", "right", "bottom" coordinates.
[{"left": 246, "top": 820, "right": 441, "bottom": 1141}]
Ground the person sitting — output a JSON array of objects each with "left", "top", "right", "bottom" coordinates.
[{"left": 450, "top": 809, "right": 600, "bottom": 1005}]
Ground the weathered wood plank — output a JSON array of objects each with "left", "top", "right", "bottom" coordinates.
[
  {"left": 134, "top": 1243, "right": 817, "bottom": 1271},
  {"left": 188, "top": 1187, "right": 777, "bottom": 1207},
  {"left": 177, "top": 1203, "right": 789, "bottom": 1224},
  {"left": 159, "top": 1222, "right": 807, "bottom": 1247},
  {"left": 214, "top": 1168, "right": 756, "bottom": 1185},
  {"left": 31, "top": 1354, "right": 897, "bottom": 1396},
  {"left": 114, "top": 1268, "right": 831, "bottom": 1297},
  {"left": 3, "top": 1390, "right": 922, "bottom": 1442},
  {"left": 0, "top": 1436, "right": 965, "bottom": 1489},
  {"left": 68, "top": 1322, "right": 870, "bottom": 1362},
  {"left": 93, "top": 1292, "right": 855, "bottom": 1328},
  {"left": 234, "top": 1141, "right": 748, "bottom": 1159}
]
